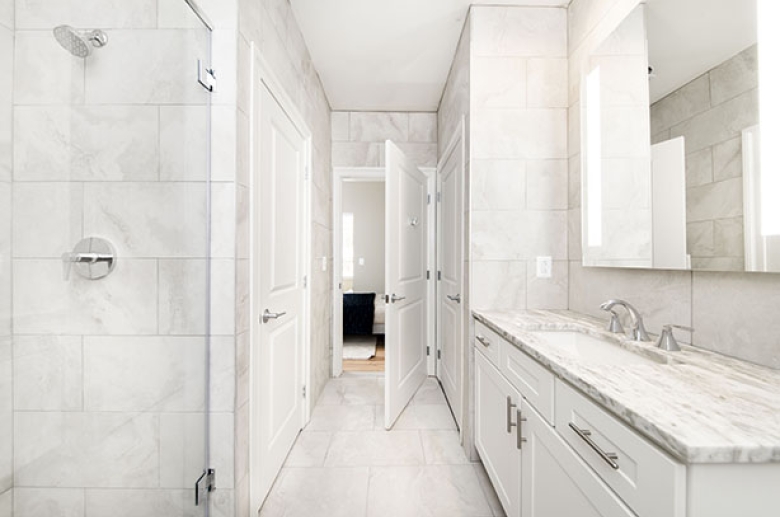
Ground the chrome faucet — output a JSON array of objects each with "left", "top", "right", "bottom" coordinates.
[{"left": 599, "top": 299, "right": 651, "bottom": 342}]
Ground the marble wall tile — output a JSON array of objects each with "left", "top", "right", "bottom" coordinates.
[
  {"left": 211, "top": 336, "right": 236, "bottom": 413},
  {"left": 15, "top": 412, "right": 159, "bottom": 487},
  {"left": 0, "top": 185, "right": 8, "bottom": 337},
  {"left": 211, "top": 106, "right": 238, "bottom": 183},
  {"left": 0, "top": 491, "right": 9, "bottom": 517},
  {"left": 472, "top": 56, "right": 527, "bottom": 109},
  {"left": 693, "top": 272, "right": 780, "bottom": 369},
  {"left": 83, "top": 336, "right": 207, "bottom": 412},
  {"left": 85, "top": 489, "right": 202, "bottom": 517},
  {"left": 595, "top": 55, "right": 649, "bottom": 108},
  {"left": 160, "top": 106, "right": 210, "bottom": 181},
  {"left": 471, "top": 260, "right": 526, "bottom": 310},
  {"left": 686, "top": 221, "right": 715, "bottom": 258},
  {"left": 650, "top": 74, "right": 711, "bottom": 135},
  {"left": 686, "top": 177, "right": 743, "bottom": 223},
  {"left": 159, "top": 413, "right": 206, "bottom": 488},
  {"left": 14, "top": 105, "right": 159, "bottom": 181},
  {"left": 0, "top": 0, "right": 11, "bottom": 30},
  {"left": 12, "top": 183, "right": 82, "bottom": 258},
  {"left": 526, "top": 160, "right": 568, "bottom": 210},
  {"left": 713, "top": 217, "right": 744, "bottom": 258},
  {"left": 601, "top": 158, "right": 651, "bottom": 210},
  {"left": 685, "top": 148, "right": 713, "bottom": 188},
  {"left": 709, "top": 45, "right": 758, "bottom": 107},
  {"left": 409, "top": 113, "right": 437, "bottom": 143},
  {"left": 0, "top": 338, "right": 10, "bottom": 493},
  {"left": 332, "top": 142, "right": 381, "bottom": 167},
  {"left": 471, "top": 6, "right": 567, "bottom": 57},
  {"left": 158, "top": 259, "right": 209, "bottom": 335},
  {"left": 158, "top": 0, "right": 220, "bottom": 29},
  {"left": 0, "top": 27, "right": 11, "bottom": 181},
  {"left": 471, "top": 160, "right": 526, "bottom": 211},
  {"left": 13, "top": 488, "right": 84, "bottom": 517},
  {"left": 13, "top": 259, "right": 157, "bottom": 335},
  {"left": 15, "top": 0, "right": 156, "bottom": 29},
  {"left": 85, "top": 30, "right": 209, "bottom": 105},
  {"left": 471, "top": 211, "right": 525, "bottom": 260},
  {"left": 349, "top": 112, "right": 408, "bottom": 143},
  {"left": 389, "top": 143, "right": 438, "bottom": 168},
  {"left": 212, "top": 182, "right": 237, "bottom": 259},
  {"left": 13, "top": 335, "right": 82, "bottom": 411},
  {"left": 600, "top": 106, "right": 650, "bottom": 158},
  {"left": 14, "top": 31, "right": 84, "bottom": 105},
  {"left": 669, "top": 88, "right": 758, "bottom": 154},
  {"left": 712, "top": 137, "right": 742, "bottom": 182},
  {"left": 568, "top": 155, "right": 580, "bottom": 209},
  {"left": 528, "top": 58, "right": 568, "bottom": 108},
  {"left": 83, "top": 183, "right": 207, "bottom": 258},
  {"left": 330, "top": 112, "right": 349, "bottom": 142},
  {"left": 471, "top": 108, "right": 567, "bottom": 160},
  {"left": 210, "top": 412, "right": 236, "bottom": 488},
  {"left": 527, "top": 260, "right": 568, "bottom": 309}
]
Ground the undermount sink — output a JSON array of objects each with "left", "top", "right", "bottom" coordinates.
[{"left": 529, "top": 331, "right": 666, "bottom": 366}]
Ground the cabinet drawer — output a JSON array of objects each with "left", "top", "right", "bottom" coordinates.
[
  {"left": 474, "top": 320, "right": 500, "bottom": 367},
  {"left": 555, "top": 379, "right": 685, "bottom": 517},
  {"left": 499, "top": 339, "right": 555, "bottom": 426}
]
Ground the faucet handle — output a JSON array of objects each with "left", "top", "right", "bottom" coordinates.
[
  {"left": 657, "top": 324, "right": 694, "bottom": 352},
  {"left": 603, "top": 309, "right": 624, "bottom": 334}
]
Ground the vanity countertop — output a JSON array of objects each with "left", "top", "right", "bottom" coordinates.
[{"left": 473, "top": 309, "right": 780, "bottom": 465}]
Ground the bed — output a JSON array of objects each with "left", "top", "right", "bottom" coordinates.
[{"left": 343, "top": 292, "right": 386, "bottom": 336}]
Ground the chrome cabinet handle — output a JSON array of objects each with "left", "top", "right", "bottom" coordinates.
[
  {"left": 262, "top": 309, "right": 287, "bottom": 324},
  {"left": 446, "top": 294, "right": 461, "bottom": 303},
  {"left": 516, "top": 409, "right": 527, "bottom": 450},
  {"left": 568, "top": 423, "right": 619, "bottom": 470},
  {"left": 506, "top": 396, "right": 517, "bottom": 433},
  {"left": 390, "top": 294, "right": 405, "bottom": 303},
  {"left": 475, "top": 334, "right": 491, "bottom": 348}
]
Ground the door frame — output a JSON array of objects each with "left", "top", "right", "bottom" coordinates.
[
  {"left": 248, "top": 44, "right": 313, "bottom": 510},
  {"left": 332, "top": 166, "right": 436, "bottom": 378}
]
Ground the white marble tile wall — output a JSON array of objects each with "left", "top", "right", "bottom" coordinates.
[
  {"left": 469, "top": 6, "right": 569, "bottom": 312},
  {"left": 568, "top": 0, "right": 780, "bottom": 369},
  {"left": 651, "top": 45, "right": 758, "bottom": 271},
  {"left": 331, "top": 111, "right": 438, "bottom": 168}
]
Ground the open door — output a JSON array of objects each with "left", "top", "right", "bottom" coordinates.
[
  {"left": 437, "top": 120, "right": 465, "bottom": 426},
  {"left": 384, "top": 141, "right": 428, "bottom": 429}
]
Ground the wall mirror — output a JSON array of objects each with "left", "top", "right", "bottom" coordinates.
[{"left": 581, "top": 0, "right": 779, "bottom": 272}]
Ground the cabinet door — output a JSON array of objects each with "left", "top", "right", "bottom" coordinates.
[
  {"left": 475, "top": 349, "right": 522, "bottom": 517},
  {"left": 522, "top": 402, "right": 636, "bottom": 517}
]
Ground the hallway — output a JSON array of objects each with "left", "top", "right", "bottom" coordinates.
[{"left": 259, "top": 374, "right": 505, "bottom": 517}]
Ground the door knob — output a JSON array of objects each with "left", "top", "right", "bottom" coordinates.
[
  {"left": 446, "top": 294, "right": 461, "bottom": 303},
  {"left": 262, "top": 309, "right": 287, "bottom": 324},
  {"left": 390, "top": 294, "right": 405, "bottom": 303}
]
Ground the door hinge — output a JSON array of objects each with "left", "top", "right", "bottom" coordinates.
[
  {"left": 437, "top": 192, "right": 441, "bottom": 202},
  {"left": 302, "top": 385, "right": 307, "bottom": 398},
  {"left": 304, "top": 165, "right": 311, "bottom": 180},
  {"left": 427, "top": 194, "right": 431, "bottom": 205},
  {"left": 197, "top": 59, "right": 216, "bottom": 92},
  {"left": 303, "top": 275, "right": 308, "bottom": 288},
  {"left": 437, "top": 349, "right": 441, "bottom": 360},
  {"left": 427, "top": 346, "right": 430, "bottom": 356},
  {"left": 437, "top": 270, "right": 441, "bottom": 281},
  {"left": 426, "top": 270, "right": 430, "bottom": 280},
  {"left": 195, "top": 468, "right": 215, "bottom": 506}
]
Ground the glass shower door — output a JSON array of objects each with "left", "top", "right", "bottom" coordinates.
[{"left": 2, "top": 1, "right": 214, "bottom": 514}]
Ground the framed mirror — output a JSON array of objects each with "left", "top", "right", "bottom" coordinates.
[{"left": 581, "top": 0, "right": 778, "bottom": 272}]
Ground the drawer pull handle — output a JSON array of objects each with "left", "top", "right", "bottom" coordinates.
[
  {"left": 476, "top": 334, "right": 491, "bottom": 347},
  {"left": 568, "top": 423, "right": 620, "bottom": 470},
  {"left": 506, "top": 396, "right": 517, "bottom": 433},
  {"left": 516, "top": 409, "right": 527, "bottom": 450}
]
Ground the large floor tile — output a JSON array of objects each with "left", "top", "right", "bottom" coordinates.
[
  {"left": 366, "top": 465, "right": 492, "bottom": 517},
  {"left": 318, "top": 377, "right": 383, "bottom": 406},
  {"left": 420, "top": 430, "right": 470, "bottom": 465},
  {"left": 307, "top": 405, "right": 375, "bottom": 432},
  {"left": 473, "top": 462, "right": 506, "bottom": 517},
  {"left": 392, "top": 404, "right": 457, "bottom": 431},
  {"left": 325, "top": 431, "right": 424, "bottom": 467},
  {"left": 412, "top": 379, "right": 447, "bottom": 405},
  {"left": 260, "top": 467, "right": 369, "bottom": 517},
  {"left": 285, "top": 431, "right": 332, "bottom": 467}
]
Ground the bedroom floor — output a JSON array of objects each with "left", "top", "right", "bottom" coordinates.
[
  {"left": 343, "top": 337, "right": 385, "bottom": 372},
  {"left": 259, "top": 374, "right": 505, "bottom": 517}
]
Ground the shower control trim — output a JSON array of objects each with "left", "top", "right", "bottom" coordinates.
[{"left": 62, "top": 237, "right": 117, "bottom": 281}]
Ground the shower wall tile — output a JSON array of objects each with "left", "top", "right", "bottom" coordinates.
[
  {"left": 14, "top": 105, "right": 159, "bottom": 181},
  {"left": 15, "top": 0, "right": 157, "bottom": 29},
  {"left": 160, "top": 106, "right": 210, "bottom": 181},
  {"left": 12, "top": 182, "right": 82, "bottom": 257},
  {"left": 13, "top": 31, "right": 84, "bottom": 105},
  {"left": 527, "top": 58, "right": 568, "bottom": 108},
  {"left": 0, "top": 491, "right": 10, "bottom": 517},
  {"left": 0, "top": 338, "right": 10, "bottom": 493},
  {"left": 0, "top": 27, "right": 11, "bottom": 181},
  {"left": 84, "top": 30, "right": 209, "bottom": 105},
  {"left": 13, "top": 335, "right": 82, "bottom": 411},
  {"left": 13, "top": 259, "right": 157, "bottom": 335},
  {"left": 14, "top": 411, "right": 159, "bottom": 488},
  {"left": 471, "top": 56, "right": 527, "bottom": 109},
  {"left": 83, "top": 182, "right": 207, "bottom": 258},
  {"left": 470, "top": 108, "right": 567, "bottom": 160},
  {"left": 0, "top": 0, "right": 11, "bottom": 30},
  {"left": 471, "top": 7, "right": 567, "bottom": 58},
  {"left": 158, "top": 259, "right": 209, "bottom": 335},
  {"left": 0, "top": 184, "right": 10, "bottom": 336},
  {"left": 84, "top": 489, "right": 201, "bottom": 517},
  {"left": 159, "top": 413, "right": 206, "bottom": 488},
  {"left": 83, "top": 336, "right": 208, "bottom": 412},
  {"left": 13, "top": 488, "right": 85, "bottom": 517}
]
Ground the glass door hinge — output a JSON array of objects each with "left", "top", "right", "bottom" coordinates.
[
  {"left": 427, "top": 346, "right": 430, "bottom": 356},
  {"left": 197, "top": 59, "right": 216, "bottom": 92},
  {"left": 437, "top": 349, "right": 441, "bottom": 360},
  {"left": 195, "top": 468, "right": 215, "bottom": 506}
]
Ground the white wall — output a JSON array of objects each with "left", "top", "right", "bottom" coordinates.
[{"left": 342, "top": 181, "right": 385, "bottom": 294}]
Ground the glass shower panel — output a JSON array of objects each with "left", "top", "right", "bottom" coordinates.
[{"left": 4, "top": 1, "right": 213, "bottom": 514}]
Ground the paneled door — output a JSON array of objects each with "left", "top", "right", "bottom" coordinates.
[
  {"left": 384, "top": 141, "right": 428, "bottom": 429},
  {"left": 251, "top": 81, "right": 307, "bottom": 508},
  {"left": 437, "top": 120, "right": 465, "bottom": 426}
]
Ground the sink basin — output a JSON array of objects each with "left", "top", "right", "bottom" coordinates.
[{"left": 529, "top": 331, "right": 665, "bottom": 366}]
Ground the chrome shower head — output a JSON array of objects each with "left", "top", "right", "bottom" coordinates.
[{"left": 53, "top": 25, "right": 108, "bottom": 58}]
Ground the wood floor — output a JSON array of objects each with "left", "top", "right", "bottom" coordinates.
[{"left": 343, "top": 336, "right": 385, "bottom": 372}]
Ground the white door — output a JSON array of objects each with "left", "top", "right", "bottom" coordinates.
[
  {"left": 251, "top": 82, "right": 307, "bottom": 507},
  {"left": 384, "top": 141, "right": 428, "bottom": 429},
  {"left": 437, "top": 122, "right": 464, "bottom": 425}
]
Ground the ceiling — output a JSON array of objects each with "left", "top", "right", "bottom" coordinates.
[
  {"left": 647, "top": 0, "right": 757, "bottom": 103},
  {"left": 290, "top": 0, "right": 572, "bottom": 112}
]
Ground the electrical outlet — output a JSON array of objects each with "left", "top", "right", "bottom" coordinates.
[{"left": 536, "top": 256, "right": 552, "bottom": 278}]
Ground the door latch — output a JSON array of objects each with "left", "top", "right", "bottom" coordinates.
[{"left": 195, "top": 468, "right": 215, "bottom": 506}]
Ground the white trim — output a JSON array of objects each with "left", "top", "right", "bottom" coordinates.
[{"left": 248, "top": 42, "right": 313, "bottom": 512}]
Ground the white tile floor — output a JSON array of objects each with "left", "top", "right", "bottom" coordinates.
[{"left": 259, "top": 373, "right": 505, "bottom": 517}]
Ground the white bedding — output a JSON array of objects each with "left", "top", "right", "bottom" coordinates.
[{"left": 373, "top": 294, "right": 385, "bottom": 334}]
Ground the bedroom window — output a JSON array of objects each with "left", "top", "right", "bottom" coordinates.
[{"left": 343, "top": 212, "right": 355, "bottom": 284}]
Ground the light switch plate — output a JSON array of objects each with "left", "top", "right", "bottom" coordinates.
[{"left": 536, "top": 256, "right": 552, "bottom": 278}]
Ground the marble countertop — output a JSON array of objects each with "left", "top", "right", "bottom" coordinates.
[{"left": 473, "top": 309, "right": 780, "bottom": 465}]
